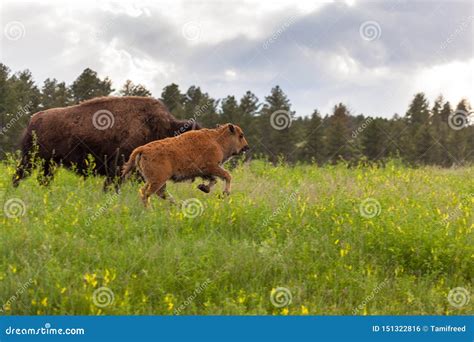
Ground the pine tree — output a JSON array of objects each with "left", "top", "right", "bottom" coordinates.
[
  {"left": 325, "top": 103, "right": 358, "bottom": 163},
  {"left": 257, "top": 86, "right": 297, "bottom": 162},
  {"left": 183, "top": 86, "right": 219, "bottom": 127},
  {"left": 413, "top": 124, "right": 434, "bottom": 165},
  {"left": 0, "top": 64, "right": 12, "bottom": 156},
  {"left": 161, "top": 83, "right": 186, "bottom": 119},
  {"left": 119, "top": 80, "right": 151, "bottom": 97},
  {"left": 402, "top": 93, "right": 431, "bottom": 164},
  {"left": 220, "top": 95, "right": 240, "bottom": 124},
  {"left": 429, "top": 96, "right": 448, "bottom": 165},
  {"left": 1, "top": 69, "right": 40, "bottom": 155},
  {"left": 431, "top": 96, "right": 443, "bottom": 127},
  {"left": 447, "top": 99, "right": 472, "bottom": 165},
  {"left": 406, "top": 93, "right": 430, "bottom": 125},
  {"left": 239, "top": 91, "right": 259, "bottom": 121},
  {"left": 238, "top": 91, "right": 260, "bottom": 152},
  {"left": 70, "top": 68, "right": 113, "bottom": 103},
  {"left": 10, "top": 70, "right": 41, "bottom": 112},
  {"left": 41, "top": 78, "right": 71, "bottom": 109},
  {"left": 440, "top": 101, "right": 452, "bottom": 123},
  {"left": 362, "top": 118, "right": 388, "bottom": 161},
  {"left": 0, "top": 64, "right": 11, "bottom": 123},
  {"left": 300, "top": 110, "right": 324, "bottom": 163},
  {"left": 435, "top": 101, "right": 453, "bottom": 165}
]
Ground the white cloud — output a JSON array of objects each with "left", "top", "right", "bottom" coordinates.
[
  {"left": 414, "top": 59, "right": 474, "bottom": 103},
  {"left": 0, "top": 0, "right": 472, "bottom": 118},
  {"left": 99, "top": 42, "right": 174, "bottom": 92},
  {"left": 225, "top": 69, "right": 237, "bottom": 80}
]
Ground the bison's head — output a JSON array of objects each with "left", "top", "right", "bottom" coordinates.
[
  {"left": 172, "top": 119, "right": 202, "bottom": 137},
  {"left": 218, "top": 123, "right": 249, "bottom": 155}
]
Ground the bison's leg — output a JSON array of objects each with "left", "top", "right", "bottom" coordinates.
[
  {"left": 102, "top": 155, "right": 112, "bottom": 192},
  {"left": 112, "top": 158, "right": 126, "bottom": 193},
  {"left": 103, "top": 151, "right": 124, "bottom": 193},
  {"left": 103, "top": 176, "right": 114, "bottom": 192},
  {"left": 113, "top": 176, "right": 123, "bottom": 193},
  {"left": 103, "top": 173, "right": 124, "bottom": 193},
  {"left": 102, "top": 173, "right": 122, "bottom": 193},
  {"left": 103, "top": 172, "right": 124, "bottom": 193},
  {"left": 12, "top": 154, "right": 33, "bottom": 187},
  {"left": 102, "top": 156, "right": 117, "bottom": 193},
  {"left": 37, "top": 159, "right": 54, "bottom": 186},
  {"left": 112, "top": 151, "right": 125, "bottom": 193},
  {"left": 13, "top": 130, "right": 34, "bottom": 187},
  {"left": 209, "top": 166, "right": 232, "bottom": 195}
]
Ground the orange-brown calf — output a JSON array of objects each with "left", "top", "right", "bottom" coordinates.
[{"left": 122, "top": 123, "right": 249, "bottom": 206}]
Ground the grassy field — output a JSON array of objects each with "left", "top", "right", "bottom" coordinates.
[{"left": 0, "top": 160, "right": 472, "bottom": 315}]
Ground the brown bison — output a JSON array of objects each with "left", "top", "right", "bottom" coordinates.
[
  {"left": 121, "top": 123, "right": 249, "bottom": 206},
  {"left": 13, "top": 96, "right": 201, "bottom": 190}
]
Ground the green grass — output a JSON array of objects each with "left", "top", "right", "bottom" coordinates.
[{"left": 0, "top": 160, "right": 472, "bottom": 315}]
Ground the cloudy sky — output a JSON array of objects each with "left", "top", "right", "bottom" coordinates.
[{"left": 1, "top": 0, "right": 473, "bottom": 118}]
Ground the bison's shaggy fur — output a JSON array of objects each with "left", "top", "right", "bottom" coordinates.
[
  {"left": 13, "top": 96, "right": 201, "bottom": 190},
  {"left": 122, "top": 123, "right": 249, "bottom": 206}
]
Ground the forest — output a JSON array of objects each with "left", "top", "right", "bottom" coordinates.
[{"left": 0, "top": 64, "right": 472, "bottom": 166}]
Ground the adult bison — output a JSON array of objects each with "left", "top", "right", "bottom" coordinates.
[{"left": 12, "top": 96, "right": 201, "bottom": 190}]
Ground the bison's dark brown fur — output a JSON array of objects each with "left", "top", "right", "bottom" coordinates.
[{"left": 13, "top": 96, "right": 201, "bottom": 190}]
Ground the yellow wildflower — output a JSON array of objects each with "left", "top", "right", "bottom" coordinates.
[
  {"left": 41, "top": 297, "right": 48, "bottom": 307},
  {"left": 83, "top": 273, "right": 98, "bottom": 287},
  {"left": 164, "top": 294, "right": 175, "bottom": 311}
]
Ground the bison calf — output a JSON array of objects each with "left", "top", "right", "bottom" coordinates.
[{"left": 122, "top": 123, "right": 249, "bottom": 206}]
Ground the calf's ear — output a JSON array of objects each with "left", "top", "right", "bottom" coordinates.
[{"left": 228, "top": 124, "right": 235, "bottom": 133}]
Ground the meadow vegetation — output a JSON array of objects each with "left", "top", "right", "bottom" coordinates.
[{"left": 0, "top": 159, "right": 472, "bottom": 315}]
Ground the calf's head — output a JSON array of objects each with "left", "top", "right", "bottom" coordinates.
[{"left": 218, "top": 123, "right": 249, "bottom": 155}]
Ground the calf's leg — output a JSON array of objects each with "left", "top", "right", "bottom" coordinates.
[
  {"left": 142, "top": 180, "right": 169, "bottom": 207},
  {"left": 209, "top": 166, "right": 232, "bottom": 195},
  {"left": 140, "top": 183, "right": 150, "bottom": 206},
  {"left": 197, "top": 176, "right": 217, "bottom": 193},
  {"left": 157, "top": 183, "right": 177, "bottom": 204}
]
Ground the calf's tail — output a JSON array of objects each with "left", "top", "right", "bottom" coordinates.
[{"left": 121, "top": 147, "right": 144, "bottom": 180}]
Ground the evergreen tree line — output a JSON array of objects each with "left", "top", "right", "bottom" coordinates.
[{"left": 0, "top": 64, "right": 472, "bottom": 166}]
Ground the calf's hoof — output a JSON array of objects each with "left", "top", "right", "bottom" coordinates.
[
  {"left": 198, "top": 184, "right": 210, "bottom": 193},
  {"left": 223, "top": 190, "right": 230, "bottom": 196}
]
